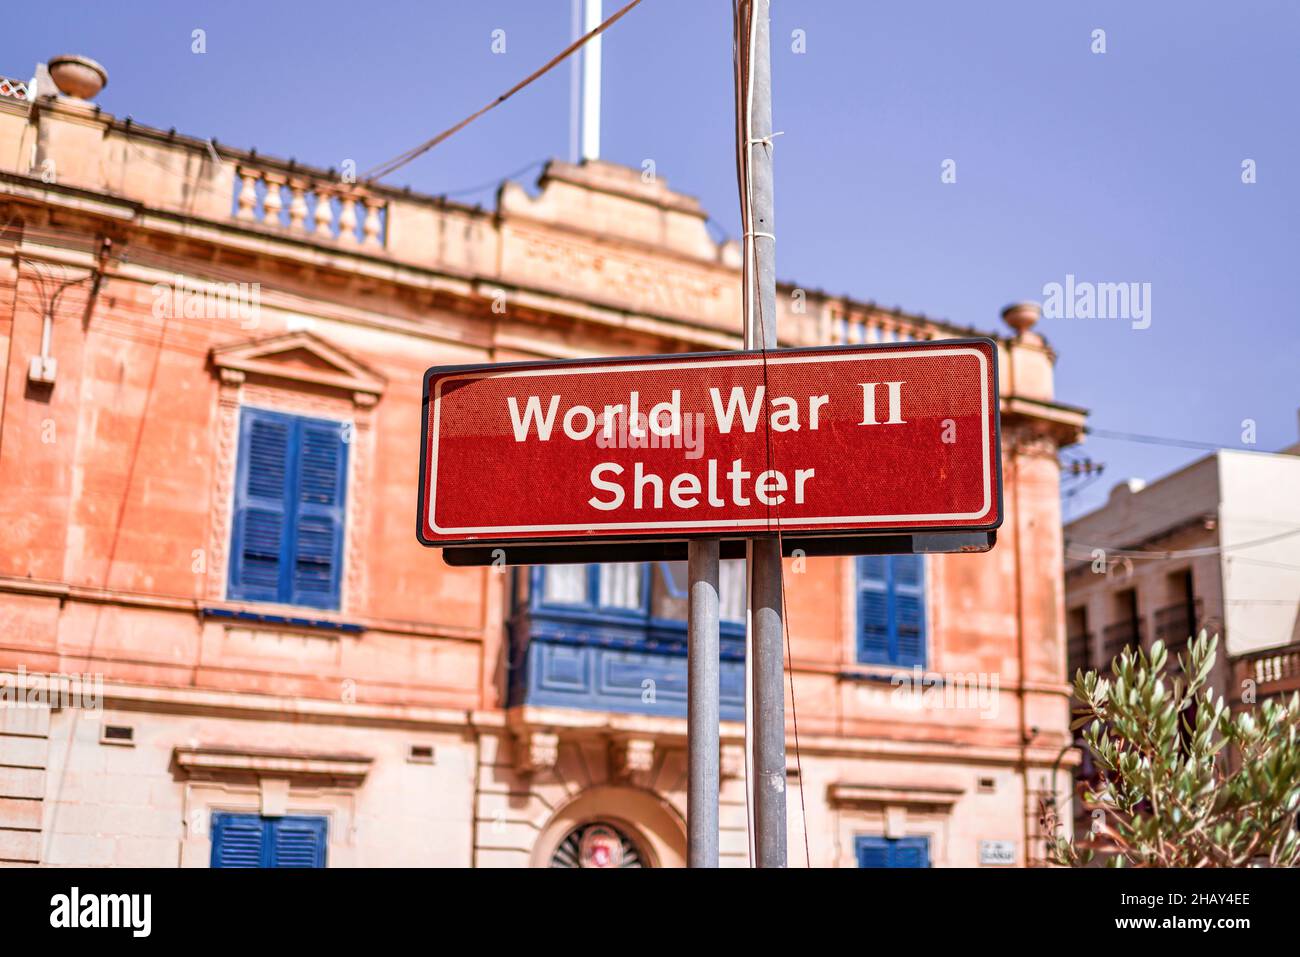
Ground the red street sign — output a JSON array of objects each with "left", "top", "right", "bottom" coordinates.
[{"left": 417, "top": 338, "right": 1001, "bottom": 551}]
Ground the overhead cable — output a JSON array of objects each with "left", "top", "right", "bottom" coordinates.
[{"left": 362, "top": 0, "right": 646, "bottom": 183}]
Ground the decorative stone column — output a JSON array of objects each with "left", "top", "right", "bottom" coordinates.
[{"left": 207, "top": 368, "right": 244, "bottom": 600}]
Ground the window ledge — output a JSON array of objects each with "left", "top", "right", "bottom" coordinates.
[
  {"left": 837, "top": 666, "right": 932, "bottom": 685},
  {"left": 201, "top": 605, "right": 365, "bottom": 634}
]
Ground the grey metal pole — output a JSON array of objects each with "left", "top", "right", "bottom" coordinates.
[
  {"left": 687, "top": 538, "right": 721, "bottom": 867},
  {"left": 746, "top": 0, "right": 787, "bottom": 868},
  {"left": 751, "top": 536, "right": 786, "bottom": 867}
]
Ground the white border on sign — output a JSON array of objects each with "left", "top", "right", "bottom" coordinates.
[{"left": 426, "top": 347, "right": 992, "bottom": 536}]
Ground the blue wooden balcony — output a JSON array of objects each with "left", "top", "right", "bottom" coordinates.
[{"left": 507, "top": 563, "right": 746, "bottom": 721}]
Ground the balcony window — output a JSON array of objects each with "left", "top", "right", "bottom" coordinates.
[
  {"left": 1066, "top": 606, "right": 1091, "bottom": 677},
  {"left": 1102, "top": 588, "right": 1141, "bottom": 663},
  {"left": 511, "top": 561, "right": 746, "bottom": 719},
  {"left": 541, "top": 564, "right": 587, "bottom": 605},
  {"left": 599, "top": 563, "right": 644, "bottom": 611},
  {"left": 652, "top": 560, "right": 747, "bottom": 624},
  {"left": 536, "top": 564, "right": 650, "bottom": 618},
  {"left": 1155, "top": 570, "right": 1199, "bottom": 671}
]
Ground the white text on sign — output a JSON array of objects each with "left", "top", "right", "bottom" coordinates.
[{"left": 504, "top": 383, "right": 907, "bottom": 513}]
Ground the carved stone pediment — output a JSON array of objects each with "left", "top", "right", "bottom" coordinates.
[{"left": 210, "top": 330, "right": 386, "bottom": 405}]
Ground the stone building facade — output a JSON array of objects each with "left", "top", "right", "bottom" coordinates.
[{"left": 0, "top": 59, "right": 1084, "bottom": 867}]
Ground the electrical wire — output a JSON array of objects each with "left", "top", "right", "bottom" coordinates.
[
  {"left": 441, "top": 158, "right": 549, "bottom": 199},
  {"left": 1084, "top": 426, "right": 1249, "bottom": 452},
  {"left": 1062, "top": 470, "right": 1105, "bottom": 517},
  {"left": 1228, "top": 555, "right": 1300, "bottom": 573},
  {"left": 1065, "top": 524, "right": 1300, "bottom": 562},
  {"left": 362, "top": 0, "right": 647, "bottom": 183}
]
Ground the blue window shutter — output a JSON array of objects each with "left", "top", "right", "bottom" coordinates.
[
  {"left": 290, "top": 420, "right": 348, "bottom": 609},
  {"left": 856, "top": 555, "right": 927, "bottom": 667},
  {"left": 893, "top": 555, "right": 926, "bottom": 668},
  {"left": 228, "top": 409, "right": 348, "bottom": 610},
  {"left": 210, "top": 813, "right": 266, "bottom": 868},
  {"left": 891, "top": 836, "right": 930, "bottom": 868},
  {"left": 856, "top": 835, "right": 930, "bottom": 868},
  {"left": 229, "top": 411, "right": 291, "bottom": 603},
  {"left": 858, "top": 555, "right": 887, "bottom": 582},
  {"left": 270, "top": 816, "right": 329, "bottom": 868},
  {"left": 211, "top": 813, "right": 328, "bottom": 868},
  {"left": 857, "top": 587, "right": 890, "bottom": 663},
  {"left": 856, "top": 557, "right": 890, "bottom": 664},
  {"left": 855, "top": 835, "right": 890, "bottom": 868},
  {"left": 893, "top": 553, "right": 922, "bottom": 587}
]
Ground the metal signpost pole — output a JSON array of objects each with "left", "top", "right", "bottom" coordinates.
[
  {"left": 687, "top": 539, "right": 721, "bottom": 867},
  {"left": 745, "top": 0, "right": 788, "bottom": 868}
]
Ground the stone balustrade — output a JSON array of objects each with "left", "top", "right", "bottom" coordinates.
[
  {"left": 1236, "top": 644, "right": 1300, "bottom": 701},
  {"left": 233, "top": 164, "right": 387, "bottom": 248},
  {"left": 0, "top": 75, "right": 29, "bottom": 101},
  {"left": 822, "top": 308, "right": 939, "bottom": 346}
]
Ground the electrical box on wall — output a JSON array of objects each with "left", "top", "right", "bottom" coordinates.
[{"left": 28, "top": 354, "right": 57, "bottom": 385}]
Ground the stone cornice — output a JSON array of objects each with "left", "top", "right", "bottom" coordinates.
[
  {"left": 0, "top": 668, "right": 498, "bottom": 732},
  {"left": 0, "top": 169, "right": 1022, "bottom": 357},
  {"left": 827, "top": 783, "right": 966, "bottom": 808},
  {"left": 173, "top": 745, "right": 373, "bottom": 785},
  {"left": 505, "top": 704, "right": 1080, "bottom": 767},
  {"left": 1002, "top": 394, "right": 1088, "bottom": 449},
  {"left": 0, "top": 575, "right": 481, "bottom": 642}
]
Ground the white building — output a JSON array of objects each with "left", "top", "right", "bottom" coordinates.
[{"left": 1064, "top": 438, "right": 1300, "bottom": 709}]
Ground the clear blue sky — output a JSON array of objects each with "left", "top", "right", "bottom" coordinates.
[{"left": 4, "top": 1, "right": 1296, "bottom": 516}]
